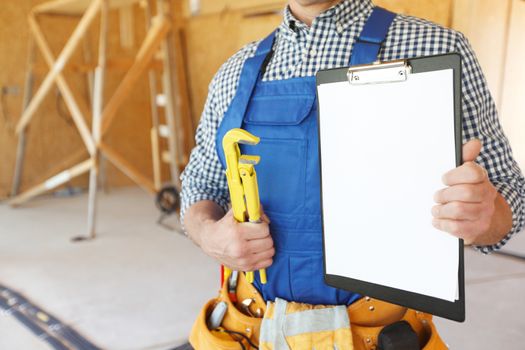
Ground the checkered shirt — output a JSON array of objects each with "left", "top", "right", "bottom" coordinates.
[{"left": 180, "top": 0, "right": 525, "bottom": 253}]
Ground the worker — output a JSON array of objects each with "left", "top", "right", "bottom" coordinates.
[{"left": 181, "top": 0, "right": 525, "bottom": 348}]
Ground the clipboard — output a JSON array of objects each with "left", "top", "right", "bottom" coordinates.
[{"left": 316, "top": 54, "right": 465, "bottom": 322}]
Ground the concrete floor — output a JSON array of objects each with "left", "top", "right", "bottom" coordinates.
[{"left": 0, "top": 187, "right": 524, "bottom": 349}]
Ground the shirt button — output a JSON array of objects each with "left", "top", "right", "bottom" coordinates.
[
  {"left": 336, "top": 23, "right": 343, "bottom": 33},
  {"left": 310, "top": 49, "right": 317, "bottom": 57}
]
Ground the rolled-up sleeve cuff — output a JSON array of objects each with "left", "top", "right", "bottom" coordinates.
[{"left": 474, "top": 182, "right": 525, "bottom": 254}]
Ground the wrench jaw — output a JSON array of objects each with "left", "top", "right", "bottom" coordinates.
[
  {"left": 239, "top": 155, "right": 260, "bottom": 165},
  {"left": 222, "top": 128, "right": 260, "bottom": 150},
  {"left": 238, "top": 139, "right": 259, "bottom": 146},
  {"left": 239, "top": 163, "right": 261, "bottom": 223},
  {"left": 239, "top": 161, "right": 260, "bottom": 285}
]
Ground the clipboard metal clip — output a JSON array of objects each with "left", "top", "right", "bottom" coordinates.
[{"left": 347, "top": 60, "right": 412, "bottom": 85}]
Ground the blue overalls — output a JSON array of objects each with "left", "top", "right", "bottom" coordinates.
[{"left": 216, "top": 8, "right": 396, "bottom": 306}]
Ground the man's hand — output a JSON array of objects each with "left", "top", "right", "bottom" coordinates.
[
  {"left": 199, "top": 208, "right": 275, "bottom": 272},
  {"left": 432, "top": 139, "right": 502, "bottom": 244}
]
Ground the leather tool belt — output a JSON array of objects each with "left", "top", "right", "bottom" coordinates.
[{"left": 189, "top": 273, "right": 448, "bottom": 350}]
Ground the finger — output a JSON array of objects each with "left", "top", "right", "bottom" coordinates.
[
  {"left": 243, "top": 248, "right": 275, "bottom": 271},
  {"left": 431, "top": 202, "right": 483, "bottom": 221},
  {"left": 240, "top": 222, "right": 270, "bottom": 240},
  {"left": 432, "top": 218, "right": 478, "bottom": 243},
  {"left": 260, "top": 205, "right": 271, "bottom": 224},
  {"left": 250, "top": 247, "right": 275, "bottom": 263},
  {"left": 245, "top": 236, "right": 274, "bottom": 253},
  {"left": 434, "top": 184, "right": 485, "bottom": 203},
  {"left": 432, "top": 218, "right": 464, "bottom": 236},
  {"left": 462, "top": 139, "right": 482, "bottom": 163},
  {"left": 261, "top": 212, "right": 271, "bottom": 224},
  {"left": 442, "top": 162, "right": 486, "bottom": 186},
  {"left": 253, "top": 258, "right": 273, "bottom": 270}
]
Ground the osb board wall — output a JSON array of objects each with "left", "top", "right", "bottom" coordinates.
[
  {"left": 184, "top": 0, "right": 286, "bottom": 16},
  {"left": 183, "top": 0, "right": 453, "bottom": 125},
  {"left": 183, "top": 7, "right": 283, "bottom": 125},
  {"left": 0, "top": 1, "right": 157, "bottom": 200},
  {"left": 375, "top": 0, "right": 453, "bottom": 27}
]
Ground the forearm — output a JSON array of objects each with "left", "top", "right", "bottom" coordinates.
[
  {"left": 183, "top": 201, "right": 274, "bottom": 271},
  {"left": 472, "top": 192, "right": 513, "bottom": 246},
  {"left": 184, "top": 200, "right": 226, "bottom": 248}
]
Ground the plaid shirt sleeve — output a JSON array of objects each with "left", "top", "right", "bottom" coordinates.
[
  {"left": 179, "top": 76, "right": 230, "bottom": 229},
  {"left": 179, "top": 46, "right": 257, "bottom": 229},
  {"left": 455, "top": 33, "right": 525, "bottom": 253}
]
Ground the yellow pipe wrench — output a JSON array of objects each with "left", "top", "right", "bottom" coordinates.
[{"left": 222, "top": 129, "right": 267, "bottom": 284}]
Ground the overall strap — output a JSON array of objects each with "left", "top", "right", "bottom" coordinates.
[
  {"left": 215, "top": 30, "right": 276, "bottom": 167},
  {"left": 350, "top": 7, "right": 396, "bottom": 66},
  {"left": 224, "top": 30, "right": 277, "bottom": 130}
]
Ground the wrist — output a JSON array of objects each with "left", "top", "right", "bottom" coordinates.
[{"left": 185, "top": 200, "right": 225, "bottom": 248}]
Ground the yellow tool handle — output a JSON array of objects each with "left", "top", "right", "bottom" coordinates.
[
  {"left": 259, "top": 269, "right": 267, "bottom": 284},
  {"left": 239, "top": 162, "right": 267, "bottom": 284},
  {"left": 246, "top": 271, "right": 254, "bottom": 283},
  {"left": 225, "top": 160, "right": 246, "bottom": 223},
  {"left": 223, "top": 170, "right": 240, "bottom": 285},
  {"left": 239, "top": 162, "right": 261, "bottom": 221},
  {"left": 224, "top": 267, "right": 232, "bottom": 282}
]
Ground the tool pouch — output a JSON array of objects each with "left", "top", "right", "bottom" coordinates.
[
  {"left": 349, "top": 298, "right": 448, "bottom": 350},
  {"left": 189, "top": 273, "right": 266, "bottom": 349},
  {"left": 190, "top": 274, "right": 448, "bottom": 350}
]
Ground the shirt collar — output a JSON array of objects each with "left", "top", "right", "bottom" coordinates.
[{"left": 279, "top": 0, "right": 373, "bottom": 39}]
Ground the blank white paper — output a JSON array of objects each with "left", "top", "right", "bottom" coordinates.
[{"left": 318, "top": 69, "right": 459, "bottom": 302}]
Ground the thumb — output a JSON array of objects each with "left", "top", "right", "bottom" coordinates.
[{"left": 462, "top": 139, "right": 482, "bottom": 163}]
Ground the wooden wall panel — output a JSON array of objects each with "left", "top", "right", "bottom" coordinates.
[
  {"left": 183, "top": 8, "right": 283, "bottom": 125},
  {"left": 375, "top": 0, "right": 453, "bottom": 27},
  {"left": 500, "top": 0, "right": 525, "bottom": 170},
  {"left": 184, "top": 0, "right": 286, "bottom": 16},
  {"left": 0, "top": 1, "right": 156, "bottom": 200}
]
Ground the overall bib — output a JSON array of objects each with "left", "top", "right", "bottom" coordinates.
[{"left": 216, "top": 8, "right": 396, "bottom": 306}]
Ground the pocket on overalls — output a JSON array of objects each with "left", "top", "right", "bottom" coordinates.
[
  {"left": 243, "top": 138, "right": 307, "bottom": 214},
  {"left": 242, "top": 94, "right": 314, "bottom": 215},
  {"left": 289, "top": 253, "right": 344, "bottom": 305}
]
